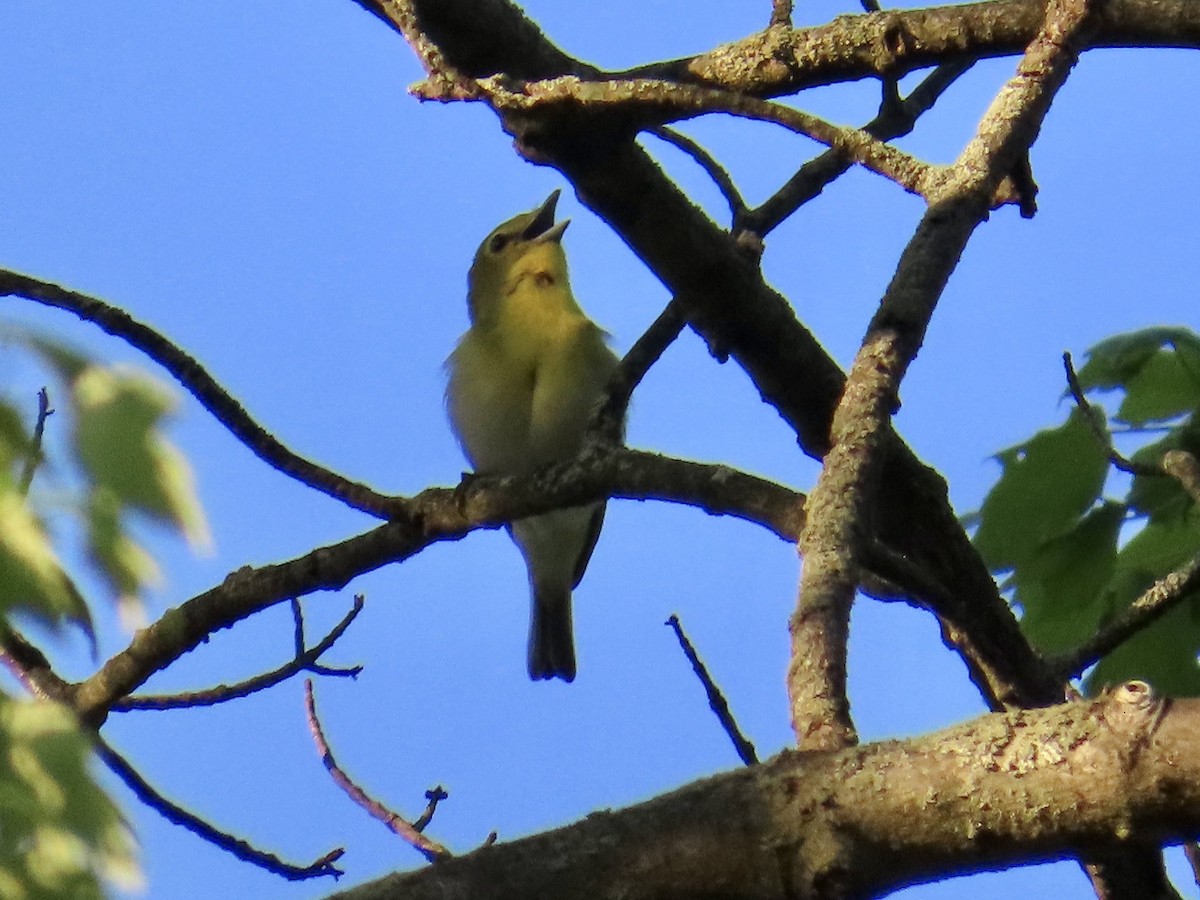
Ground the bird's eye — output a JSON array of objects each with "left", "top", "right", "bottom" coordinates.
[{"left": 488, "top": 234, "right": 509, "bottom": 253}]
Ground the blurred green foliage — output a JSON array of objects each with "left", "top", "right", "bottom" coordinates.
[{"left": 0, "top": 324, "right": 207, "bottom": 897}]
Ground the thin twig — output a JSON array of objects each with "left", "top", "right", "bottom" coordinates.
[
  {"left": 96, "top": 738, "right": 344, "bottom": 881},
  {"left": 413, "top": 786, "right": 449, "bottom": 832},
  {"left": 666, "top": 614, "right": 758, "bottom": 766},
  {"left": 304, "top": 680, "right": 452, "bottom": 862},
  {"left": 18, "top": 387, "right": 52, "bottom": 495},
  {"left": 745, "top": 60, "right": 974, "bottom": 235},
  {"left": 648, "top": 128, "right": 746, "bottom": 225},
  {"left": 1062, "top": 352, "right": 1160, "bottom": 478},
  {"left": 0, "top": 270, "right": 399, "bottom": 519},
  {"left": 1050, "top": 552, "right": 1200, "bottom": 682},
  {"left": 590, "top": 300, "right": 686, "bottom": 443},
  {"left": 113, "top": 596, "right": 364, "bottom": 711}
]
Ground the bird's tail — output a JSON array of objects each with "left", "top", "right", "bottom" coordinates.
[{"left": 528, "top": 584, "right": 575, "bottom": 682}]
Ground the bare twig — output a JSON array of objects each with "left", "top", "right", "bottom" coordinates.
[
  {"left": 666, "top": 614, "right": 758, "bottom": 765},
  {"left": 590, "top": 300, "right": 686, "bottom": 442},
  {"left": 304, "top": 680, "right": 451, "bottom": 862},
  {"left": 18, "top": 387, "right": 52, "bottom": 495},
  {"left": 112, "top": 596, "right": 364, "bottom": 712},
  {"left": 1050, "top": 552, "right": 1200, "bottom": 682},
  {"left": 96, "top": 737, "right": 344, "bottom": 881},
  {"left": 0, "top": 270, "right": 398, "bottom": 519},
  {"left": 1062, "top": 352, "right": 1161, "bottom": 477},
  {"left": 746, "top": 60, "right": 974, "bottom": 236},
  {"left": 648, "top": 129, "right": 746, "bottom": 224},
  {"left": 413, "top": 786, "right": 449, "bottom": 832}
]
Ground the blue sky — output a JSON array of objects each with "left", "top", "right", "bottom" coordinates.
[{"left": 2, "top": 3, "right": 1199, "bottom": 898}]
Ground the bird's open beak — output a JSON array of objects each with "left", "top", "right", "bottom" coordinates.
[{"left": 524, "top": 189, "right": 570, "bottom": 244}]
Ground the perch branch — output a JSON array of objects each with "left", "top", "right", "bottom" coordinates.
[{"left": 70, "top": 447, "right": 805, "bottom": 723}]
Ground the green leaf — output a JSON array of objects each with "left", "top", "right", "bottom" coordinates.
[
  {"left": 85, "top": 488, "right": 161, "bottom": 617},
  {"left": 1016, "top": 502, "right": 1125, "bottom": 654},
  {"left": 72, "top": 366, "right": 208, "bottom": 547},
  {"left": 1116, "top": 349, "right": 1200, "bottom": 425},
  {"left": 0, "top": 489, "right": 93, "bottom": 638},
  {"left": 1114, "top": 506, "right": 1200, "bottom": 578},
  {"left": 1076, "top": 326, "right": 1200, "bottom": 391},
  {"left": 0, "top": 696, "right": 139, "bottom": 899},
  {"left": 1086, "top": 598, "right": 1200, "bottom": 697},
  {"left": 1126, "top": 416, "right": 1200, "bottom": 522},
  {"left": 1079, "top": 509, "right": 1200, "bottom": 696},
  {"left": 972, "top": 408, "right": 1110, "bottom": 571}
]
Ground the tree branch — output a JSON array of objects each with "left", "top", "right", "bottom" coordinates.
[
  {"left": 666, "top": 614, "right": 759, "bottom": 766},
  {"left": 98, "top": 737, "right": 344, "bottom": 881},
  {"left": 788, "top": 0, "right": 1099, "bottom": 749},
  {"left": 326, "top": 690, "right": 1200, "bottom": 900},
  {"left": 476, "top": 75, "right": 944, "bottom": 200},
  {"left": 69, "top": 448, "right": 805, "bottom": 723},
  {"left": 112, "top": 596, "right": 364, "bottom": 711},
  {"left": 627, "top": 0, "right": 1200, "bottom": 94},
  {"left": 745, "top": 60, "right": 974, "bottom": 236},
  {"left": 305, "top": 681, "right": 451, "bottom": 862},
  {"left": 0, "top": 269, "right": 397, "bottom": 518},
  {"left": 17, "top": 386, "right": 53, "bottom": 495},
  {"left": 1051, "top": 552, "right": 1200, "bottom": 682}
]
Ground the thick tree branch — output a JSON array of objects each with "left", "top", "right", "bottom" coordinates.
[
  {"left": 327, "top": 689, "right": 1200, "bottom": 900},
  {"left": 788, "top": 0, "right": 1098, "bottom": 749},
  {"left": 629, "top": 0, "right": 1200, "bottom": 94}
]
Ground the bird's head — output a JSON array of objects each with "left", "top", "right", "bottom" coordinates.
[{"left": 467, "top": 190, "right": 571, "bottom": 324}]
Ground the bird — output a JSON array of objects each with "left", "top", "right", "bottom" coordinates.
[{"left": 446, "top": 190, "right": 619, "bottom": 682}]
